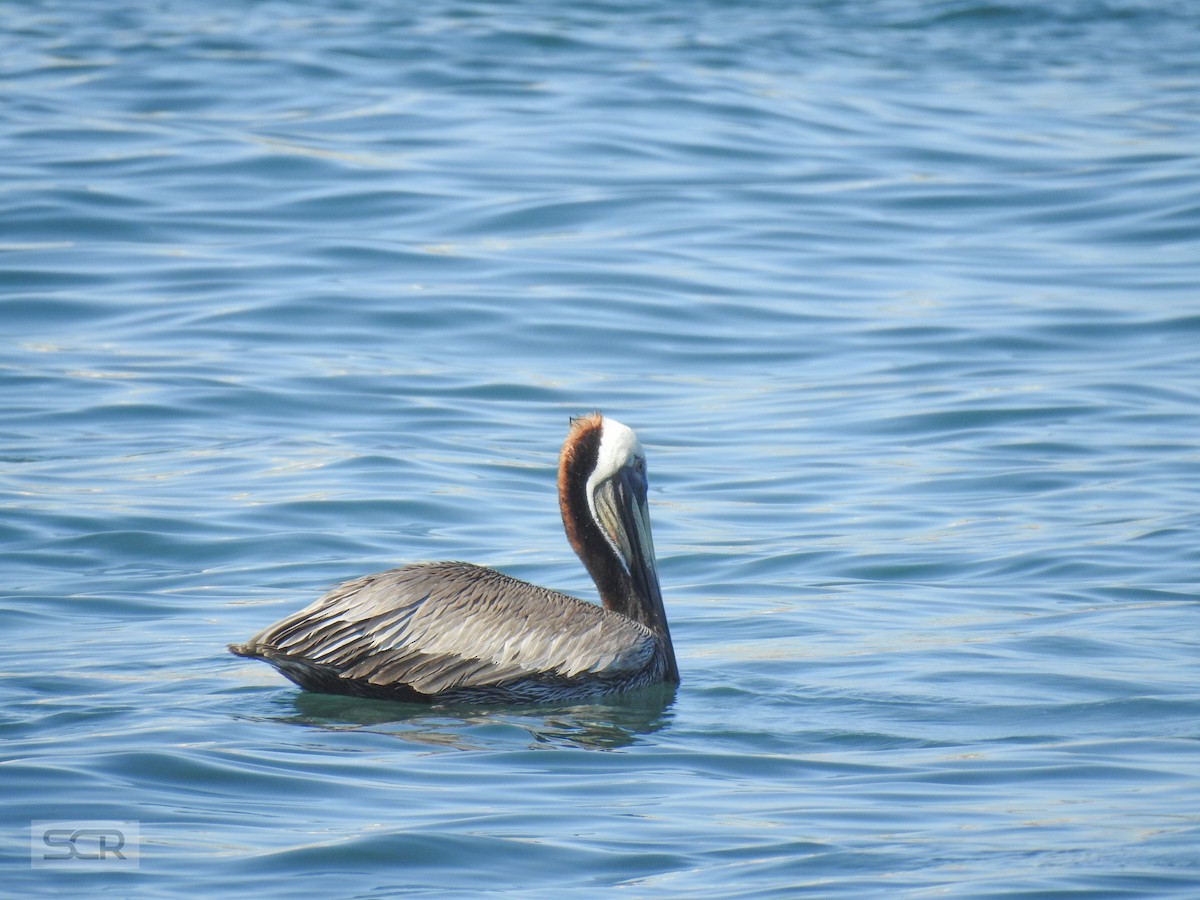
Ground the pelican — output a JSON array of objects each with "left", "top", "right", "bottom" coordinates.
[{"left": 230, "top": 413, "right": 679, "bottom": 704}]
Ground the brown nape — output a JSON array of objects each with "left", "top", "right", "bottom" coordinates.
[
  {"left": 557, "top": 412, "right": 604, "bottom": 563},
  {"left": 558, "top": 411, "right": 637, "bottom": 614}
]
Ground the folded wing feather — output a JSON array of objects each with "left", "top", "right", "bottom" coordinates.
[{"left": 242, "top": 561, "right": 655, "bottom": 695}]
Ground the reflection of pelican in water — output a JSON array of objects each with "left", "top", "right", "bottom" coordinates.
[
  {"left": 285, "top": 686, "right": 676, "bottom": 751},
  {"left": 231, "top": 413, "right": 679, "bottom": 705}
]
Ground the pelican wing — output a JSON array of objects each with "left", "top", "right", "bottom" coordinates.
[{"left": 236, "top": 561, "right": 656, "bottom": 696}]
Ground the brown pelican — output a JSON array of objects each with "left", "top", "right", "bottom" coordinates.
[{"left": 230, "top": 413, "right": 678, "bottom": 704}]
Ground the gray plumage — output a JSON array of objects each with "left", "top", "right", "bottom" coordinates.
[{"left": 230, "top": 562, "right": 668, "bottom": 704}]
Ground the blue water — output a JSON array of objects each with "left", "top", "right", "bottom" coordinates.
[{"left": 3, "top": 0, "right": 1199, "bottom": 895}]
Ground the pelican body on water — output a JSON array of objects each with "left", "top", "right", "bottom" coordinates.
[{"left": 230, "top": 414, "right": 678, "bottom": 704}]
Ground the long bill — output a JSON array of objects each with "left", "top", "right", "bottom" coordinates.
[{"left": 592, "top": 464, "right": 671, "bottom": 641}]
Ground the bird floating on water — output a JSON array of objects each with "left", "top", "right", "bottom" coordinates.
[{"left": 230, "top": 413, "right": 679, "bottom": 704}]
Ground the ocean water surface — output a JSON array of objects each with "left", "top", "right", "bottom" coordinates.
[{"left": 2, "top": 0, "right": 1199, "bottom": 896}]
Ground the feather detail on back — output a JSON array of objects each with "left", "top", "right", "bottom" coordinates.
[{"left": 231, "top": 562, "right": 661, "bottom": 703}]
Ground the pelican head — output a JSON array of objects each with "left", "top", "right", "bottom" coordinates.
[{"left": 559, "top": 413, "right": 678, "bottom": 683}]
